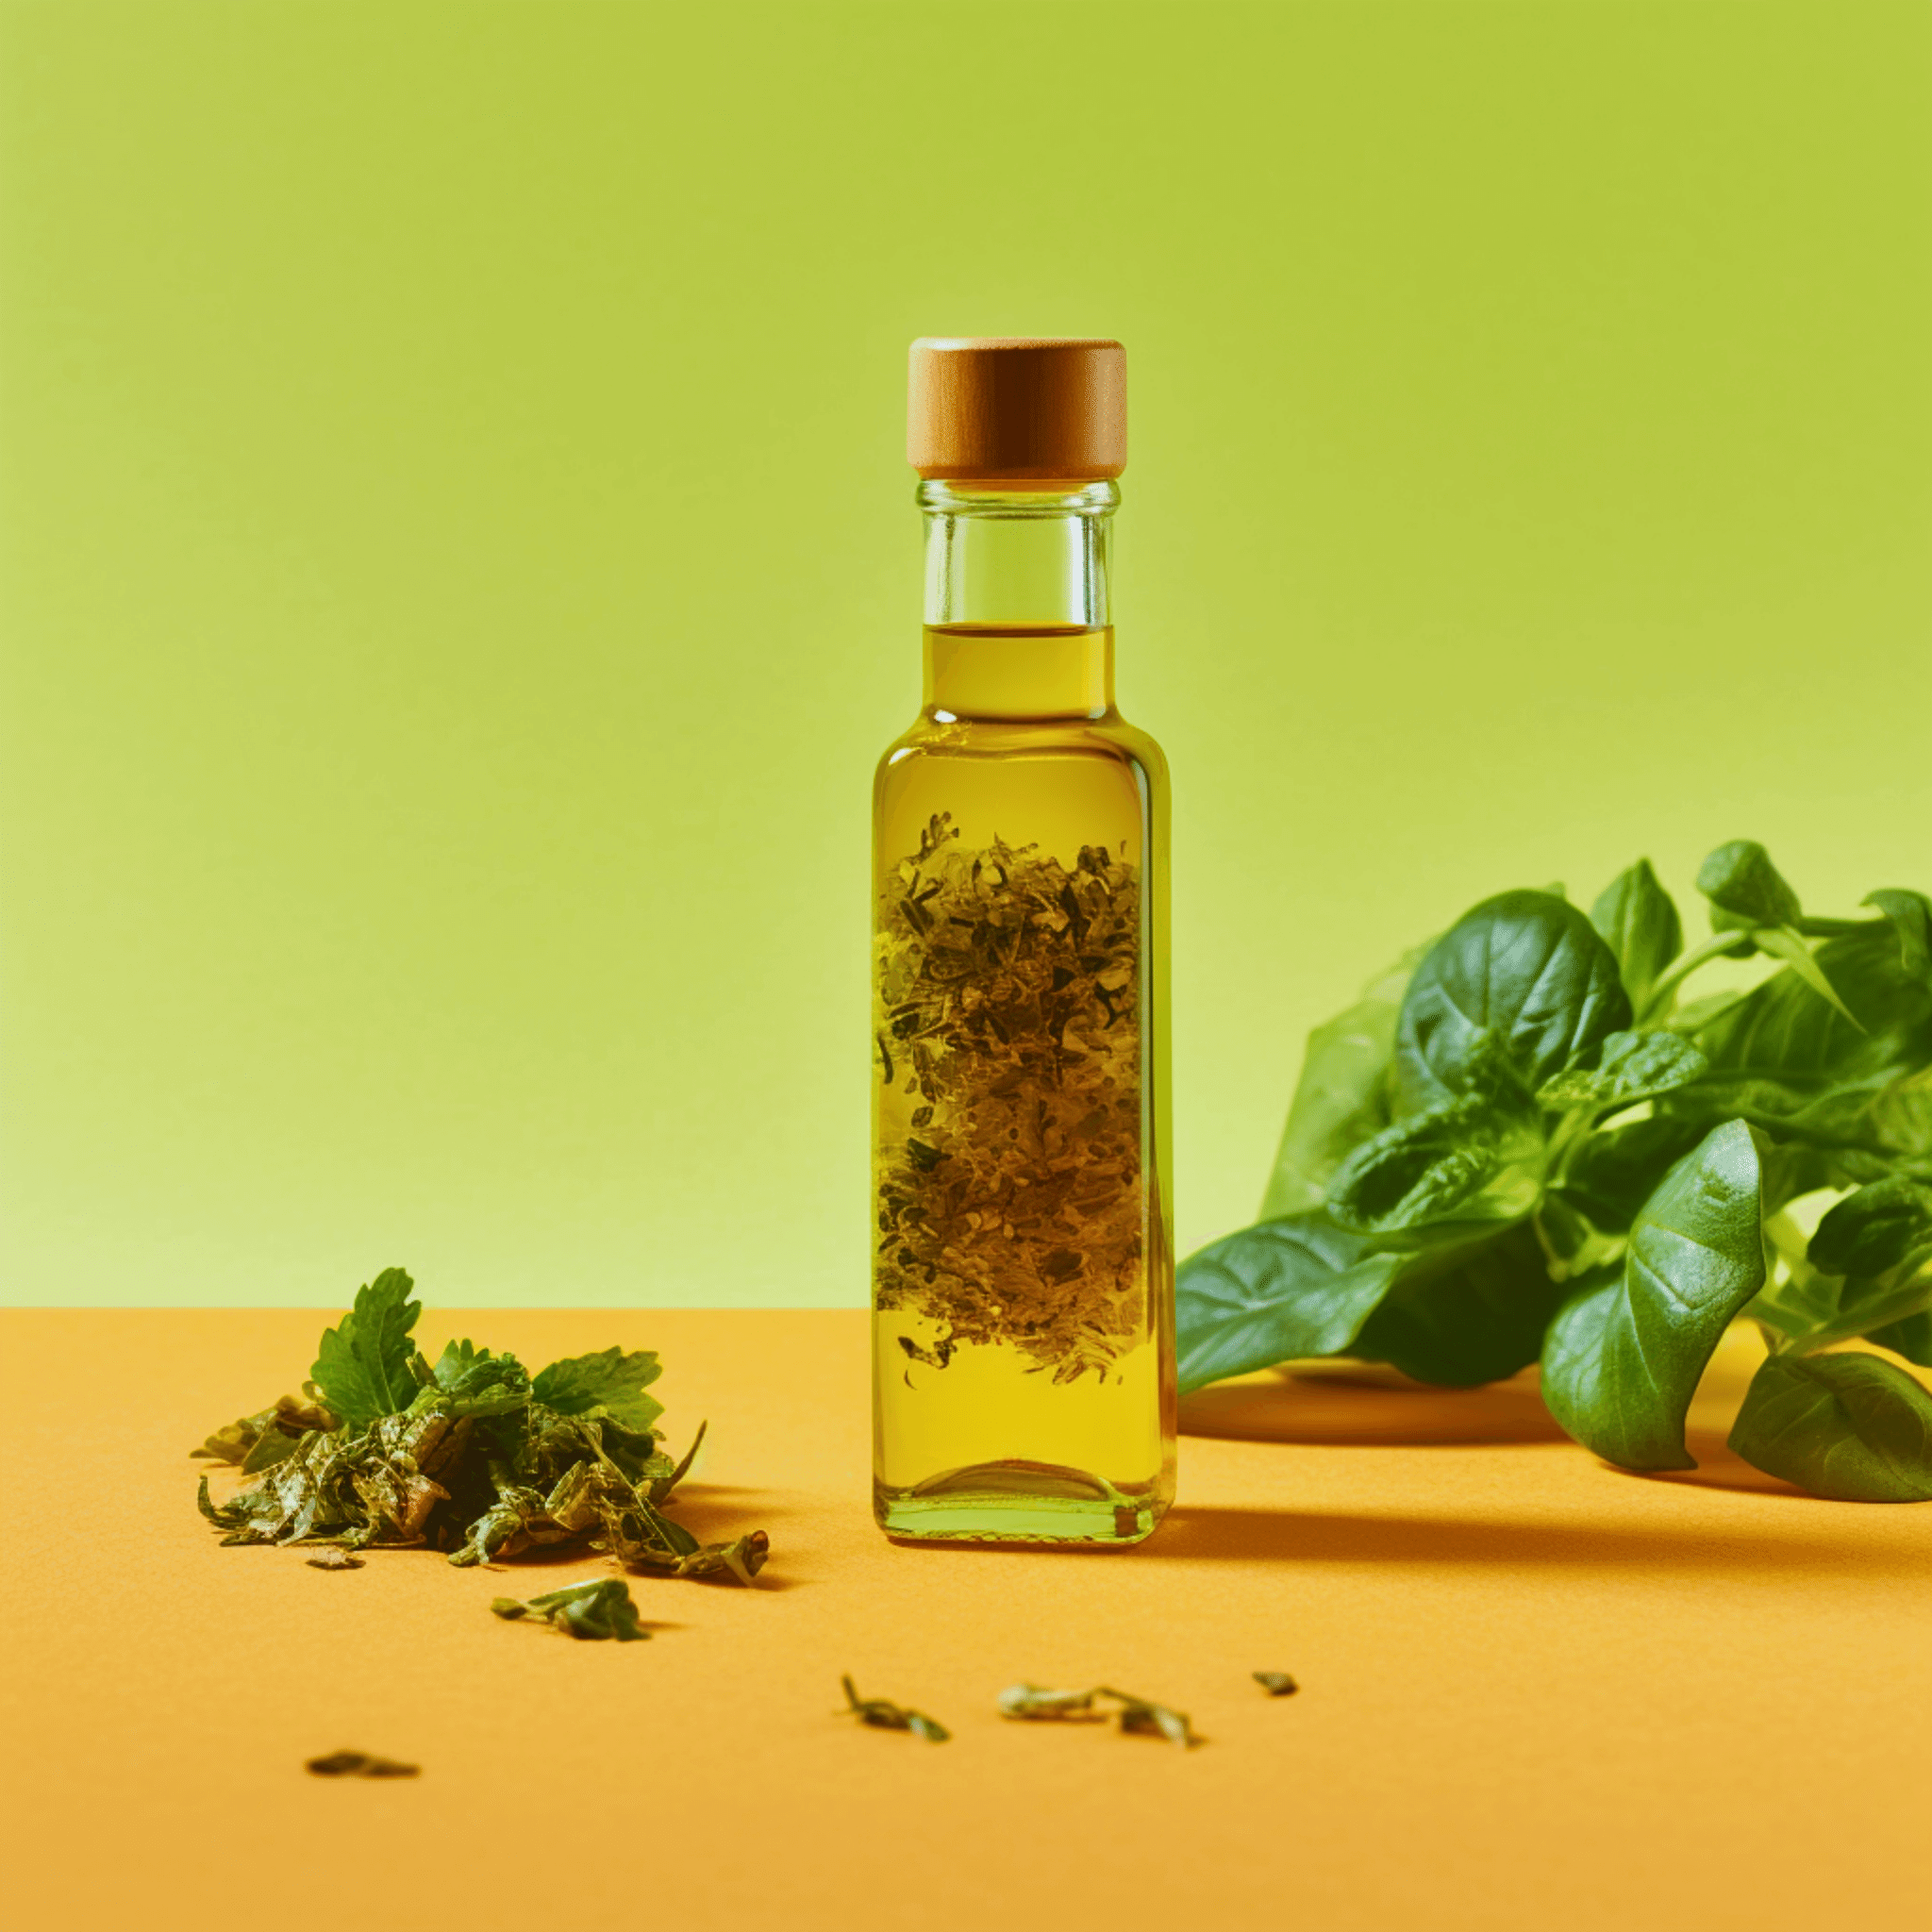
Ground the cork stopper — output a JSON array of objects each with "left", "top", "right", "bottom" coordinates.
[{"left": 908, "top": 337, "right": 1126, "bottom": 483}]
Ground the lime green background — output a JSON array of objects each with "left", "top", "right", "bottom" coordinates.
[{"left": 3, "top": 2, "right": 1927, "bottom": 1307}]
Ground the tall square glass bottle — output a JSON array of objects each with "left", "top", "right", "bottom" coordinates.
[{"left": 872, "top": 339, "right": 1174, "bottom": 1544}]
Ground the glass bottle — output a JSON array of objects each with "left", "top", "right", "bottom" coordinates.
[{"left": 872, "top": 338, "right": 1174, "bottom": 1544}]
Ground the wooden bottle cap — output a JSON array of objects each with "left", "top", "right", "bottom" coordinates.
[{"left": 908, "top": 337, "right": 1125, "bottom": 483}]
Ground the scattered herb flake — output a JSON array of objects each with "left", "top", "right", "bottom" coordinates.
[
  {"left": 996, "top": 1683, "right": 1107, "bottom": 1722},
  {"left": 305, "top": 1547, "right": 364, "bottom": 1571},
  {"left": 840, "top": 1675, "right": 950, "bottom": 1742},
  {"left": 997, "top": 1681, "right": 1202, "bottom": 1747},
  {"left": 305, "top": 1751, "right": 419, "bottom": 1778},
  {"left": 1253, "top": 1672, "right": 1299, "bottom": 1696},
  {"left": 491, "top": 1578, "right": 650, "bottom": 1641}
]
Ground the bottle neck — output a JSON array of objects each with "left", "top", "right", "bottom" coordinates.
[
  {"left": 919, "top": 479, "right": 1118, "bottom": 720},
  {"left": 921, "top": 478, "right": 1116, "bottom": 626}
]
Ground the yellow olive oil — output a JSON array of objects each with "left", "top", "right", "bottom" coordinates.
[{"left": 872, "top": 621, "right": 1174, "bottom": 1542}]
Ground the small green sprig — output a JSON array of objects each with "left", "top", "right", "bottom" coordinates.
[
  {"left": 839, "top": 1675, "right": 950, "bottom": 1742},
  {"left": 491, "top": 1578, "right": 650, "bottom": 1641}
]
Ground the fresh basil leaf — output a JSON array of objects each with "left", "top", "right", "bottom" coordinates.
[
  {"left": 310, "top": 1268, "right": 423, "bottom": 1432},
  {"left": 1863, "top": 889, "right": 1932, "bottom": 985},
  {"left": 1324, "top": 1093, "right": 1544, "bottom": 1235},
  {"left": 531, "top": 1347, "right": 665, "bottom": 1432},
  {"left": 1175, "top": 1215, "right": 1403, "bottom": 1392},
  {"left": 1541, "top": 1121, "right": 1767, "bottom": 1470},
  {"left": 1258, "top": 947, "right": 1426, "bottom": 1219},
  {"left": 1663, "top": 931, "right": 1932, "bottom": 1162},
  {"left": 1809, "top": 1174, "right": 1932, "bottom": 1279},
  {"left": 1749, "top": 924, "right": 1863, "bottom": 1030},
  {"left": 1350, "top": 1223, "right": 1566, "bottom": 1387},
  {"left": 1535, "top": 1029, "right": 1708, "bottom": 1112},
  {"left": 1590, "top": 860, "right": 1682, "bottom": 1009},
  {"left": 1790, "top": 1176, "right": 1932, "bottom": 1344},
  {"left": 1867, "top": 1310, "right": 1932, "bottom": 1367},
  {"left": 1550, "top": 1115, "right": 1711, "bottom": 1234},
  {"left": 1397, "top": 891, "right": 1631, "bottom": 1110},
  {"left": 1726, "top": 1351, "right": 1932, "bottom": 1501},
  {"left": 1696, "top": 841, "right": 1802, "bottom": 933}
]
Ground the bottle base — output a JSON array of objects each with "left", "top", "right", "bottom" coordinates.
[{"left": 874, "top": 1459, "right": 1168, "bottom": 1546}]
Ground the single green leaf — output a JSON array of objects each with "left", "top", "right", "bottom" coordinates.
[
  {"left": 1727, "top": 1351, "right": 1932, "bottom": 1501},
  {"left": 1175, "top": 1216, "right": 1402, "bottom": 1392},
  {"left": 1550, "top": 1115, "right": 1711, "bottom": 1235},
  {"left": 1590, "top": 859, "right": 1682, "bottom": 1009},
  {"left": 1540, "top": 1121, "right": 1767, "bottom": 1470},
  {"left": 1258, "top": 947, "right": 1427, "bottom": 1219},
  {"left": 1697, "top": 840, "right": 1802, "bottom": 933},
  {"left": 532, "top": 1347, "right": 666, "bottom": 1432},
  {"left": 1867, "top": 1310, "right": 1932, "bottom": 1368},
  {"left": 1397, "top": 891, "right": 1631, "bottom": 1110},
  {"left": 1324, "top": 1093, "right": 1544, "bottom": 1235},
  {"left": 1535, "top": 1029, "right": 1708, "bottom": 1112},
  {"left": 1787, "top": 1176, "right": 1932, "bottom": 1345},
  {"left": 1809, "top": 1174, "right": 1932, "bottom": 1280},
  {"left": 1750, "top": 924, "right": 1864, "bottom": 1031},
  {"left": 1863, "top": 889, "right": 1932, "bottom": 984},
  {"left": 309, "top": 1269, "right": 423, "bottom": 1432},
  {"left": 1351, "top": 1222, "right": 1567, "bottom": 1387}
]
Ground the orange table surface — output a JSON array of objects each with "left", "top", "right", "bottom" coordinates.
[{"left": 3, "top": 1307, "right": 1926, "bottom": 1932}]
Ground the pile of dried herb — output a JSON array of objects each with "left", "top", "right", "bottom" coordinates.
[
  {"left": 875, "top": 811, "right": 1146, "bottom": 1382},
  {"left": 194, "top": 1269, "right": 769, "bottom": 1581}
]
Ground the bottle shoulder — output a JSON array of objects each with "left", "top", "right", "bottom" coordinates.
[{"left": 876, "top": 711, "right": 1168, "bottom": 779}]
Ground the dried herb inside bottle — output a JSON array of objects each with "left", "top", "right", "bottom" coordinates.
[{"left": 874, "top": 813, "right": 1145, "bottom": 1383}]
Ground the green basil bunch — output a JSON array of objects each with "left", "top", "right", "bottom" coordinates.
[{"left": 1176, "top": 844, "right": 1932, "bottom": 1500}]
